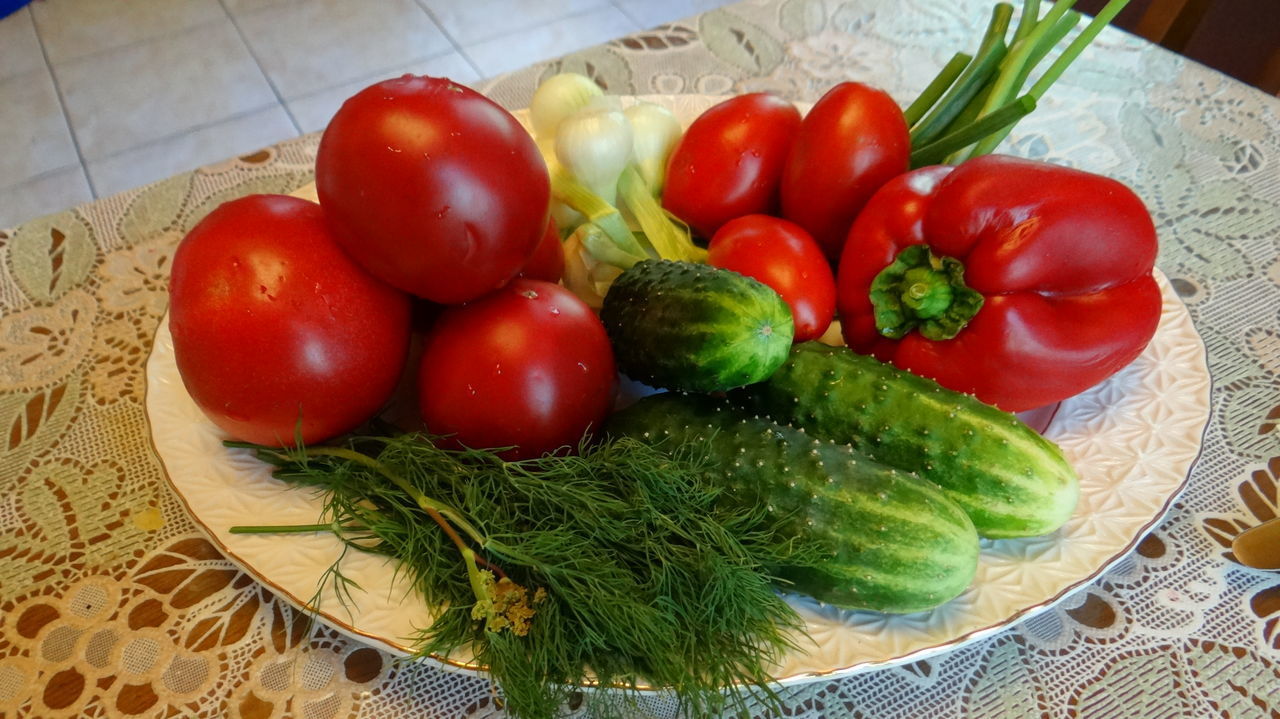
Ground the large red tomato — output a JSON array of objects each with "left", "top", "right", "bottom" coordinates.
[
  {"left": 315, "top": 75, "right": 550, "bottom": 304},
  {"left": 417, "top": 279, "right": 617, "bottom": 459},
  {"left": 708, "top": 215, "right": 835, "bottom": 342},
  {"left": 662, "top": 93, "right": 801, "bottom": 239},
  {"left": 168, "top": 195, "right": 412, "bottom": 446},
  {"left": 780, "top": 82, "right": 909, "bottom": 262}
]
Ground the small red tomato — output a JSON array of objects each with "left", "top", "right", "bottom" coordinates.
[
  {"left": 517, "top": 217, "right": 564, "bottom": 283},
  {"left": 662, "top": 93, "right": 801, "bottom": 239},
  {"left": 708, "top": 215, "right": 836, "bottom": 342},
  {"left": 417, "top": 279, "right": 617, "bottom": 459},
  {"left": 169, "top": 195, "right": 412, "bottom": 446},
  {"left": 781, "top": 82, "right": 909, "bottom": 262},
  {"left": 316, "top": 75, "right": 549, "bottom": 304}
]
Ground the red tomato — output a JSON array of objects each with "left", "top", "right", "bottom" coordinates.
[
  {"left": 662, "top": 93, "right": 801, "bottom": 239},
  {"left": 708, "top": 215, "right": 836, "bottom": 342},
  {"left": 517, "top": 217, "right": 564, "bottom": 283},
  {"left": 316, "top": 75, "right": 550, "bottom": 304},
  {"left": 417, "top": 279, "right": 617, "bottom": 459},
  {"left": 168, "top": 195, "right": 412, "bottom": 446},
  {"left": 781, "top": 82, "right": 909, "bottom": 262}
]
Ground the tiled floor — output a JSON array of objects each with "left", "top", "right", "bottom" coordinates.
[{"left": 0, "top": 0, "right": 733, "bottom": 229}]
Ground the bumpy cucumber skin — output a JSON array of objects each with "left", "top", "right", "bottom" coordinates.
[
  {"left": 600, "top": 260, "right": 794, "bottom": 392},
  {"left": 738, "top": 342, "right": 1080, "bottom": 539},
  {"left": 606, "top": 392, "right": 979, "bottom": 614}
]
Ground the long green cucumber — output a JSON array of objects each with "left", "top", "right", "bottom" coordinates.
[
  {"left": 606, "top": 392, "right": 979, "bottom": 614},
  {"left": 736, "top": 342, "right": 1079, "bottom": 539}
]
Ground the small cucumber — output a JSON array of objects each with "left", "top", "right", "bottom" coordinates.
[
  {"left": 736, "top": 342, "right": 1079, "bottom": 539},
  {"left": 606, "top": 392, "right": 979, "bottom": 614},
  {"left": 600, "top": 259, "right": 793, "bottom": 392}
]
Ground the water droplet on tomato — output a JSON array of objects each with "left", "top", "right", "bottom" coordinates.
[
  {"left": 549, "top": 307, "right": 560, "bottom": 316},
  {"left": 577, "top": 362, "right": 588, "bottom": 373},
  {"left": 435, "top": 205, "right": 450, "bottom": 219},
  {"left": 521, "top": 290, "right": 539, "bottom": 299}
]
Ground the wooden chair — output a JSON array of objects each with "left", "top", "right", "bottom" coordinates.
[{"left": 1131, "top": 0, "right": 1280, "bottom": 94}]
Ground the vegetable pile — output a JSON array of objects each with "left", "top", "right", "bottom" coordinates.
[{"left": 164, "top": 0, "right": 1161, "bottom": 716}]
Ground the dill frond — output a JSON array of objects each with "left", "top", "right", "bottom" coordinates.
[{"left": 231, "top": 433, "right": 813, "bottom": 719}]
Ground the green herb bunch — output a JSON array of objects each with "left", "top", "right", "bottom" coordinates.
[{"left": 230, "top": 433, "right": 818, "bottom": 719}]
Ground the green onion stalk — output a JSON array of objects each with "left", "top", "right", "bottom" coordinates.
[{"left": 904, "top": 0, "right": 1132, "bottom": 168}]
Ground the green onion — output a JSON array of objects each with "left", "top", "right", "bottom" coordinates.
[
  {"left": 550, "top": 168, "right": 647, "bottom": 260},
  {"left": 902, "top": 0, "right": 1132, "bottom": 163},
  {"left": 911, "top": 95, "right": 1037, "bottom": 167},
  {"left": 909, "top": 3, "right": 1014, "bottom": 147},
  {"left": 903, "top": 52, "right": 973, "bottom": 127},
  {"left": 617, "top": 166, "right": 706, "bottom": 264}
]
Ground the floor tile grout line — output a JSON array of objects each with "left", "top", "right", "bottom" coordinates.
[
  {"left": 27, "top": 5, "right": 98, "bottom": 199},
  {"left": 410, "top": 0, "right": 486, "bottom": 80},
  {"left": 462, "top": 5, "right": 649, "bottom": 82},
  {"left": 217, "top": 0, "right": 304, "bottom": 136},
  {"left": 609, "top": 0, "right": 647, "bottom": 31},
  {"left": 441, "top": 3, "right": 644, "bottom": 52},
  {"left": 84, "top": 102, "right": 288, "bottom": 168},
  {"left": 285, "top": 47, "right": 470, "bottom": 106},
  {"left": 0, "top": 162, "right": 89, "bottom": 196},
  {"left": 29, "top": 13, "right": 231, "bottom": 75}
]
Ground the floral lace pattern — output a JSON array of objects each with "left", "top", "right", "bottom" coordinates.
[{"left": 3, "top": 0, "right": 1279, "bottom": 716}]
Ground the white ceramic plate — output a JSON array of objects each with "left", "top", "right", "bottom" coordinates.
[{"left": 145, "top": 95, "right": 1212, "bottom": 685}]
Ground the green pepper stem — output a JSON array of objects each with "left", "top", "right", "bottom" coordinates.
[{"left": 870, "top": 244, "right": 984, "bottom": 340}]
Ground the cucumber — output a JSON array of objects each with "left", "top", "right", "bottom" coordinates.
[
  {"left": 600, "top": 259, "right": 793, "bottom": 392},
  {"left": 735, "top": 342, "right": 1079, "bottom": 539},
  {"left": 606, "top": 392, "right": 980, "bottom": 614}
]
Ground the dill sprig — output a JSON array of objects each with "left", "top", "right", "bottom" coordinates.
[{"left": 229, "top": 433, "right": 814, "bottom": 719}]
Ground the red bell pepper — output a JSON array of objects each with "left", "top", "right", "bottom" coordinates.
[{"left": 836, "top": 154, "right": 1162, "bottom": 413}]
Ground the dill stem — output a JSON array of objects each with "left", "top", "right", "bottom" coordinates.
[
  {"left": 300, "top": 447, "right": 483, "bottom": 541},
  {"left": 298, "top": 445, "right": 508, "bottom": 579},
  {"left": 231, "top": 523, "right": 336, "bottom": 534}
]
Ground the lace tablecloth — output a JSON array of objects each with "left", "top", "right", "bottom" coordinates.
[{"left": 2, "top": 0, "right": 1278, "bottom": 716}]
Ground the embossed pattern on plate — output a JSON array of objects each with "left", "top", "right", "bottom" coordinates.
[{"left": 145, "top": 95, "right": 1212, "bottom": 685}]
